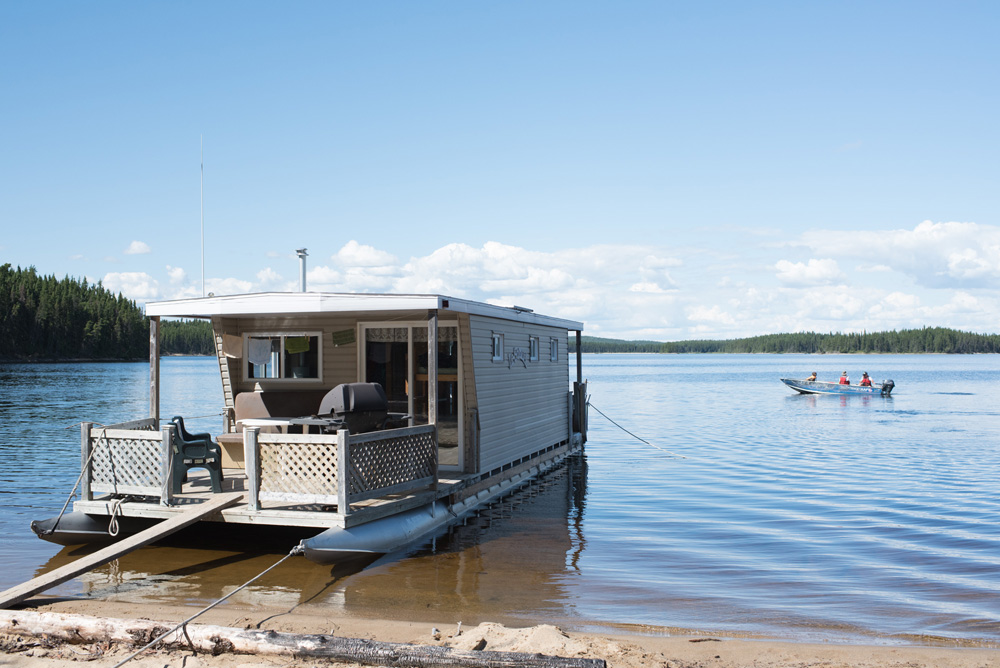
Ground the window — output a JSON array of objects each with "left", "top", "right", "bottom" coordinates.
[
  {"left": 550, "top": 338, "right": 559, "bottom": 362},
  {"left": 491, "top": 333, "right": 504, "bottom": 362},
  {"left": 245, "top": 332, "right": 322, "bottom": 381},
  {"left": 529, "top": 336, "right": 539, "bottom": 362}
]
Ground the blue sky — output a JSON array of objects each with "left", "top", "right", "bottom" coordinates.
[{"left": 2, "top": 2, "right": 998, "bottom": 339}]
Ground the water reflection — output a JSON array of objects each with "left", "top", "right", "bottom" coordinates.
[
  {"left": 30, "top": 456, "right": 589, "bottom": 627},
  {"left": 40, "top": 541, "right": 372, "bottom": 611},
  {"left": 8, "top": 355, "right": 1000, "bottom": 644},
  {"left": 301, "top": 455, "right": 588, "bottom": 625}
]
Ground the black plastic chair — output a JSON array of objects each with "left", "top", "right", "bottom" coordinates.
[
  {"left": 172, "top": 415, "right": 212, "bottom": 442},
  {"left": 170, "top": 416, "right": 223, "bottom": 494}
]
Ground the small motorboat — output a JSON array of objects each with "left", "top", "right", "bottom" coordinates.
[{"left": 780, "top": 378, "right": 895, "bottom": 396}]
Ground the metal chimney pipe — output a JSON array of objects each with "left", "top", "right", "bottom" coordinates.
[{"left": 296, "top": 248, "right": 308, "bottom": 292}]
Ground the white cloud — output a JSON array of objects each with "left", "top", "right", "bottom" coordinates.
[
  {"left": 798, "top": 220, "right": 1000, "bottom": 288},
  {"left": 687, "top": 304, "right": 735, "bottom": 325},
  {"left": 102, "top": 272, "right": 160, "bottom": 300},
  {"left": 206, "top": 277, "right": 253, "bottom": 297},
  {"left": 629, "top": 282, "right": 667, "bottom": 293},
  {"left": 166, "top": 265, "right": 186, "bottom": 284},
  {"left": 135, "top": 227, "right": 1000, "bottom": 340},
  {"left": 884, "top": 291, "right": 921, "bottom": 310},
  {"left": 308, "top": 266, "right": 343, "bottom": 291},
  {"left": 394, "top": 242, "right": 681, "bottom": 303},
  {"left": 794, "top": 286, "right": 867, "bottom": 320},
  {"left": 124, "top": 240, "right": 151, "bottom": 255},
  {"left": 855, "top": 264, "right": 893, "bottom": 273},
  {"left": 867, "top": 292, "right": 922, "bottom": 321},
  {"left": 775, "top": 258, "right": 844, "bottom": 286},
  {"left": 256, "top": 267, "right": 289, "bottom": 291},
  {"left": 334, "top": 241, "right": 399, "bottom": 268}
]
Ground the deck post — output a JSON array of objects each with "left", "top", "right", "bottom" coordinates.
[
  {"left": 336, "top": 429, "right": 350, "bottom": 517},
  {"left": 81, "top": 423, "right": 93, "bottom": 502},
  {"left": 160, "top": 425, "right": 173, "bottom": 506},
  {"left": 567, "top": 392, "right": 573, "bottom": 444},
  {"left": 574, "top": 330, "right": 586, "bottom": 443},
  {"left": 428, "top": 310, "right": 439, "bottom": 493},
  {"left": 427, "top": 309, "right": 438, "bottom": 428},
  {"left": 149, "top": 317, "right": 160, "bottom": 428},
  {"left": 575, "top": 330, "right": 582, "bottom": 386},
  {"left": 245, "top": 428, "right": 259, "bottom": 511}
]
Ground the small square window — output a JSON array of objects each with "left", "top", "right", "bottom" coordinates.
[
  {"left": 529, "top": 336, "right": 539, "bottom": 362},
  {"left": 245, "top": 332, "right": 322, "bottom": 381},
  {"left": 492, "top": 333, "right": 504, "bottom": 361},
  {"left": 550, "top": 338, "right": 559, "bottom": 362}
]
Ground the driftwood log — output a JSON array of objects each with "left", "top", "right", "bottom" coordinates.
[{"left": 0, "top": 611, "right": 606, "bottom": 668}]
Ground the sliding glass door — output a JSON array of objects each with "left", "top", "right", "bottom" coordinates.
[{"left": 360, "top": 323, "right": 462, "bottom": 470}]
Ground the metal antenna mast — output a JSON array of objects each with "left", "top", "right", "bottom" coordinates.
[{"left": 201, "top": 135, "right": 205, "bottom": 297}]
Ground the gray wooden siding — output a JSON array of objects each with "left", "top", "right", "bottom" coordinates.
[{"left": 468, "top": 315, "right": 570, "bottom": 474}]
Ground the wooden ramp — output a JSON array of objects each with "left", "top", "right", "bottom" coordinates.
[{"left": 0, "top": 492, "right": 244, "bottom": 610}]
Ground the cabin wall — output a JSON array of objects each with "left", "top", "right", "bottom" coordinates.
[
  {"left": 212, "top": 310, "right": 443, "bottom": 431},
  {"left": 212, "top": 315, "right": 360, "bottom": 427},
  {"left": 231, "top": 315, "right": 359, "bottom": 395},
  {"left": 468, "top": 314, "right": 570, "bottom": 474}
]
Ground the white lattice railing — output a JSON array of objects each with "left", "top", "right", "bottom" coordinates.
[
  {"left": 257, "top": 434, "right": 340, "bottom": 505},
  {"left": 82, "top": 419, "right": 172, "bottom": 505},
  {"left": 246, "top": 424, "right": 438, "bottom": 515}
]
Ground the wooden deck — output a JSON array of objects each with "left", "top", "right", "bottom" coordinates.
[{"left": 73, "top": 467, "right": 472, "bottom": 530}]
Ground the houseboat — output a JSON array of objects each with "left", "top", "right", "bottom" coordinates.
[{"left": 31, "top": 292, "right": 588, "bottom": 564}]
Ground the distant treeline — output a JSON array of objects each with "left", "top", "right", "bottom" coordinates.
[
  {"left": 160, "top": 319, "right": 215, "bottom": 355},
  {"left": 1, "top": 264, "right": 148, "bottom": 360},
  {"left": 571, "top": 336, "right": 665, "bottom": 353},
  {"left": 572, "top": 329, "right": 1000, "bottom": 355},
  {"left": 5, "top": 265, "right": 999, "bottom": 360},
  {"left": 0, "top": 265, "right": 215, "bottom": 360}
]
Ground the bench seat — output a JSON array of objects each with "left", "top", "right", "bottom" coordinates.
[{"left": 217, "top": 389, "right": 330, "bottom": 467}]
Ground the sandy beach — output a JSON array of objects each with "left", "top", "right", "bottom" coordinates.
[{"left": 2, "top": 597, "right": 997, "bottom": 668}]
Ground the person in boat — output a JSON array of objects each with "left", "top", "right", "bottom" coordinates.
[
  {"left": 859, "top": 372, "right": 872, "bottom": 387},
  {"left": 839, "top": 371, "right": 850, "bottom": 385},
  {"left": 806, "top": 372, "right": 817, "bottom": 381}
]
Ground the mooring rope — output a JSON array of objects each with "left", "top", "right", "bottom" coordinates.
[
  {"left": 107, "top": 497, "right": 125, "bottom": 537},
  {"left": 46, "top": 414, "right": 220, "bottom": 536},
  {"left": 110, "top": 543, "right": 305, "bottom": 668},
  {"left": 42, "top": 424, "right": 109, "bottom": 536},
  {"left": 588, "top": 402, "right": 687, "bottom": 459},
  {"left": 181, "top": 410, "right": 227, "bottom": 420}
]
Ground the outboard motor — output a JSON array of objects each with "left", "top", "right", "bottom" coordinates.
[
  {"left": 880, "top": 379, "right": 895, "bottom": 396},
  {"left": 318, "top": 382, "right": 389, "bottom": 433}
]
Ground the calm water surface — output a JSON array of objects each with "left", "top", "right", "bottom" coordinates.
[{"left": 1, "top": 354, "right": 999, "bottom": 645}]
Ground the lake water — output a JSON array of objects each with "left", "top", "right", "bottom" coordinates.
[{"left": 2, "top": 354, "right": 999, "bottom": 646}]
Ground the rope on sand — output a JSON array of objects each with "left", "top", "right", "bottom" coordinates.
[{"left": 110, "top": 544, "right": 304, "bottom": 668}]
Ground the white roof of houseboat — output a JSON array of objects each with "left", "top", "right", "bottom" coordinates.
[{"left": 145, "top": 292, "right": 583, "bottom": 330}]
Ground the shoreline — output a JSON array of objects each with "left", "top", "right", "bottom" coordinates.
[{"left": 3, "top": 598, "right": 997, "bottom": 668}]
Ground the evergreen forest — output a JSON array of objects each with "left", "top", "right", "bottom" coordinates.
[
  {"left": 1, "top": 264, "right": 148, "bottom": 360},
  {"left": 4, "top": 264, "right": 999, "bottom": 360},
  {"left": 0, "top": 265, "right": 214, "bottom": 360}
]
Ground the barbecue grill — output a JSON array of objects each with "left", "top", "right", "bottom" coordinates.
[{"left": 318, "top": 382, "right": 389, "bottom": 434}]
